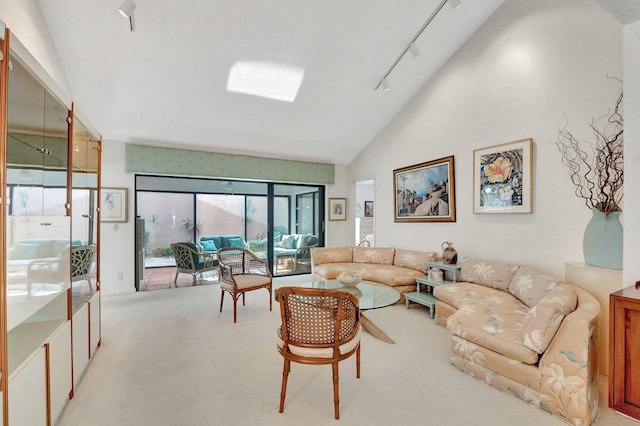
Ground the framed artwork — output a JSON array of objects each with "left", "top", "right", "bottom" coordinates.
[
  {"left": 364, "top": 201, "right": 374, "bottom": 218},
  {"left": 393, "top": 156, "right": 456, "bottom": 223},
  {"left": 473, "top": 138, "right": 533, "bottom": 214},
  {"left": 101, "top": 187, "right": 128, "bottom": 222},
  {"left": 328, "top": 198, "right": 347, "bottom": 221}
]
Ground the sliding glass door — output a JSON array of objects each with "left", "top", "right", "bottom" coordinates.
[{"left": 135, "top": 176, "right": 323, "bottom": 276}]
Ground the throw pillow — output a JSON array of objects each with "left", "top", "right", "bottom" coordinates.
[
  {"left": 521, "top": 283, "right": 578, "bottom": 353},
  {"left": 228, "top": 237, "right": 245, "bottom": 248},
  {"left": 460, "top": 257, "right": 519, "bottom": 291},
  {"left": 281, "top": 235, "right": 297, "bottom": 249},
  {"left": 201, "top": 239, "right": 218, "bottom": 252},
  {"left": 509, "top": 266, "right": 557, "bottom": 308}
]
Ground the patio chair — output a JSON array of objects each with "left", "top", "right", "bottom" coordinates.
[
  {"left": 217, "top": 247, "right": 272, "bottom": 323},
  {"left": 71, "top": 245, "right": 97, "bottom": 289},
  {"left": 170, "top": 242, "right": 218, "bottom": 287},
  {"left": 275, "top": 286, "right": 361, "bottom": 419}
]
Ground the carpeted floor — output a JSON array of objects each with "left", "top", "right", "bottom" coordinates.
[{"left": 56, "top": 275, "right": 636, "bottom": 426}]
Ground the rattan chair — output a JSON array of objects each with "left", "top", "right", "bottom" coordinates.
[
  {"left": 170, "top": 242, "right": 218, "bottom": 287},
  {"left": 71, "top": 245, "right": 97, "bottom": 289},
  {"left": 217, "top": 247, "right": 272, "bottom": 323},
  {"left": 275, "top": 286, "right": 361, "bottom": 419}
]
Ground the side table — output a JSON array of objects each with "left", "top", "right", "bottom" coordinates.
[{"left": 405, "top": 261, "right": 461, "bottom": 318}]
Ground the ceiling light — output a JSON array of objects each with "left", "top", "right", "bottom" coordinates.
[
  {"left": 118, "top": 0, "right": 136, "bottom": 18},
  {"left": 448, "top": 0, "right": 462, "bottom": 10},
  {"left": 381, "top": 78, "right": 391, "bottom": 92},
  {"left": 409, "top": 43, "right": 421, "bottom": 58},
  {"left": 227, "top": 61, "right": 305, "bottom": 102},
  {"left": 374, "top": 0, "right": 453, "bottom": 91},
  {"left": 119, "top": 0, "right": 136, "bottom": 32}
]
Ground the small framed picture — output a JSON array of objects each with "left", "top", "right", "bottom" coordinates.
[
  {"left": 364, "top": 201, "right": 374, "bottom": 217},
  {"left": 473, "top": 138, "right": 533, "bottom": 214},
  {"left": 101, "top": 187, "right": 128, "bottom": 222},
  {"left": 328, "top": 198, "right": 347, "bottom": 221}
]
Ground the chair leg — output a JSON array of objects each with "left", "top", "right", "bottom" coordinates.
[
  {"left": 356, "top": 345, "right": 361, "bottom": 379},
  {"left": 219, "top": 291, "right": 225, "bottom": 313},
  {"left": 279, "top": 359, "right": 290, "bottom": 413},
  {"left": 268, "top": 286, "right": 273, "bottom": 311},
  {"left": 242, "top": 292, "right": 246, "bottom": 306},
  {"left": 173, "top": 270, "right": 179, "bottom": 288},
  {"left": 233, "top": 294, "right": 238, "bottom": 323},
  {"left": 192, "top": 273, "right": 197, "bottom": 286},
  {"left": 332, "top": 361, "right": 340, "bottom": 419}
]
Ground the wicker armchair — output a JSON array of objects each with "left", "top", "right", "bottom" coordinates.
[
  {"left": 170, "top": 242, "right": 218, "bottom": 287},
  {"left": 217, "top": 247, "right": 272, "bottom": 323},
  {"left": 275, "top": 286, "right": 361, "bottom": 419},
  {"left": 71, "top": 245, "right": 97, "bottom": 289}
]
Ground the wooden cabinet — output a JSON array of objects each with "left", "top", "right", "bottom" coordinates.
[{"left": 609, "top": 286, "right": 640, "bottom": 420}]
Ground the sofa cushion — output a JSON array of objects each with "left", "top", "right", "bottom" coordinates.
[
  {"left": 201, "top": 239, "right": 218, "bottom": 252},
  {"left": 352, "top": 247, "right": 395, "bottom": 265},
  {"left": 460, "top": 257, "right": 519, "bottom": 291},
  {"left": 280, "top": 235, "right": 298, "bottom": 249},
  {"left": 521, "top": 283, "right": 577, "bottom": 354},
  {"left": 446, "top": 289, "right": 538, "bottom": 364},
  {"left": 311, "top": 247, "right": 353, "bottom": 265},
  {"left": 314, "top": 263, "right": 423, "bottom": 287},
  {"left": 434, "top": 282, "right": 491, "bottom": 309},
  {"left": 228, "top": 237, "right": 245, "bottom": 248},
  {"left": 393, "top": 249, "right": 437, "bottom": 274},
  {"left": 508, "top": 266, "right": 558, "bottom": 308}
]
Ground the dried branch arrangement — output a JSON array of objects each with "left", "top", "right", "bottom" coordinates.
[{"left": 554, "top": 87, "right": 623, "bottom": 217}]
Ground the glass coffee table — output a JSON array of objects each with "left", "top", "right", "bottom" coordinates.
[{"left": 299, "top": 280, "right": 401, "bottom": 344}]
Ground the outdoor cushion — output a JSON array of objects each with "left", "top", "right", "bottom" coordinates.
[
  {"left": 281, "top": 235, "right": 298, "bottom": 249},
  {"left": 228, "top": 237, "right": 245, "bottom": 248},
  {"left": 201, "top": 239, "right": 218, "bottom": 252}
]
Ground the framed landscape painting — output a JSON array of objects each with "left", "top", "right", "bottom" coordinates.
[
  {"left": 393, "top": 156, "right": 456, "bottom": 223},
  {"left": 473, "top": 138, "right": 533, "bottom": 213}
]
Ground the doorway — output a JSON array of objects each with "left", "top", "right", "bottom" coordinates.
[{"left": 355, "top": 179, "right": 375, "bottom": 246}]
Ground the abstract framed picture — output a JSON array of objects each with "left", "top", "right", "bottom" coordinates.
[
  {"left": 101, "top": 187, "right": 128, "bottom": 222},
  {"left": 364, "top": 201, "right": 374, "bottom": 218},
  {"left": 473, "top": 138, "right": 533, "bottom": 214},
  {"left": 393, "top": 156, "right": 456, "bottom": 223},
  {"left": 328, "top": 198, "right": 347, "bottom": 221}
]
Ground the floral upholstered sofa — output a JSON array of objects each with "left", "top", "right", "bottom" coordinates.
[
  {"left": 310, "top": 246, "right": 437, "bottom": 298},
  {"left": 433, "top": 257, "right": 600, "bottom": 426}
]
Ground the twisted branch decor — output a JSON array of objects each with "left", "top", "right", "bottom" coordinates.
[{"left": 554, "top": 82, "right": 623, "bottom": 217}]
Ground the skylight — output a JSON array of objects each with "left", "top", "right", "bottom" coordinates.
[{"left": 227, "top": 61, "right": 304, "bottom": 102}]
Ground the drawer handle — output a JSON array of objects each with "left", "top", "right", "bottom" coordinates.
[{"left": 40, "top": 222, "right": 52, "bottom": 226}]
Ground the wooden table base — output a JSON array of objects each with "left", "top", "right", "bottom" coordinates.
[{"left": 360, "top": 313, "right": 395, "bottom": 344}]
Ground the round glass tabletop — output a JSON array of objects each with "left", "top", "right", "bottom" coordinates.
[{"left": 300, "top": 280, "right": 400, "bottom": 310}]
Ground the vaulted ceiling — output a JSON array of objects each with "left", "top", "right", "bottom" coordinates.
[
  {"left": 34, "top": 0, "right": 512, "bottom": 164},
  {"left": 36, "top": 0, "right": 638, "bottom": 166}
]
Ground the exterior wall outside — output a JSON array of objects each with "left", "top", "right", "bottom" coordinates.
[{"left": 350, "top": 0, "right": 626, "bottom": 280}]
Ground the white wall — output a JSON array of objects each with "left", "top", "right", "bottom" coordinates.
[
  {"left": 623, "top": 20, "right": 640, "bottom": 287},
  {"left": 350, "top": 0, "right": 624, "bottom": 279},
  {"left": 0, "top": 0, "right": 71, "bottom": 96}
]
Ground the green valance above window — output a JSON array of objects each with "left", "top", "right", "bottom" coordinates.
[{"left": 125, "top": 144, "right": 334, "bottom": 184}]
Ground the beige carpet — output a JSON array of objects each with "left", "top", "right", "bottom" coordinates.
[{"left": 57, "top": 275, "right": 635, "bottom": 426}]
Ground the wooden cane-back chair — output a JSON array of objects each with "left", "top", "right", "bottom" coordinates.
[
  {"left": 275, "top": 286, "right": 361, "bottom": 419},
  {"left": 217, "top": 247, "right": 272, "bottom": 323}
]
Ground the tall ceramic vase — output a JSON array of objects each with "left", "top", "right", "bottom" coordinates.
[{"left": 583, "top": 207, "right": 623, "bottom": 270}]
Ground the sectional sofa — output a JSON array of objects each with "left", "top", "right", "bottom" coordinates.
[
  {"left": 310, "top": 246, "right": 437, "bottom": 297},
  {"left": 433, "top": 257, "right": 600, "bottom": 426}
]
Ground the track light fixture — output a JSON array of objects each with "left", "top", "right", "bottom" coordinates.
[
  {"left": 409, "top": 43, "right": 421, "bottom": 58},
  {"left": 448, "top": 0, "right": 463, "bottom": 10},
  {"left": 118, "top": 0, "right": 136, "bottom": 32},
  {"left": 375, "top": 0, "right": 461, "bottom": 92}
]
